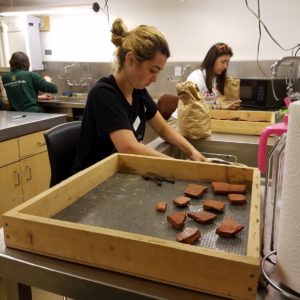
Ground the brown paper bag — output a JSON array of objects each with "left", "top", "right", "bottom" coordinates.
[
  {"left": 176, "top": 81, "right": 211, "bottom": 139},
  {"left": 217, "top": 76, "right": 241, "bottom": 109},
  {"left": 224, "top": 76, "right": 240, "bottom": 100}
]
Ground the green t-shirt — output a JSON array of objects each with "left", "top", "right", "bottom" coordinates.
[{"left": 2, "top": 70, "right": 58, "bottom": 112}]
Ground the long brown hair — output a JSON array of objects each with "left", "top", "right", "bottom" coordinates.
[
  {"left": 200, "top": 43, "right": 233, "bottom": 94},
  {"left": 111, "top": 18, "right": 170, "bottom": 71}
]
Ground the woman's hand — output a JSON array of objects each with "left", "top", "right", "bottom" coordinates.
[
  {"left": 148, "top": 112, "right": 208, "bottom": 162},
  {"left": 44, "top": 75, "right": 52, "bottom": 82},
  {"left": 223, "top": 100, "right": 241, "bottom": 110},
  {"left": 189, "top": 149, "right": 207, "bottom": 162},
  {"left": 38, "top": 93, "right": 54, "bottom": 101}
]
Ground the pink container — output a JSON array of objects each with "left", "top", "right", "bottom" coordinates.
[
  {"left": 284, "top": 97, "right": 292, "bottom": 107},
  {"left": 258, "top": 114, "right": 288, "bottom": 173}
]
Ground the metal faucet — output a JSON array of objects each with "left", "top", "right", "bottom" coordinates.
[
  {"left": 167, "top": 64, "right": 192, "bottom": 83},
  {"left": 63, "top": 63, "right": 91, "bottom": 89},
  {"left": 64, "top": 64, "right": 76, "bottom": 73},
  {"left": 67, "top": 79, "right": 90, "bottom": 87},
  {"left": 270, "top": 56, "right": 300, "bottom": 100},
  {"left": 271, "top": 56, "right": 300, "bottom": 78},
  {"left": 182, "top": 64, "right": 191, "bottom": 79}
]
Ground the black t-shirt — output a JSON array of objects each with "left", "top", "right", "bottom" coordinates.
[{"left": 74, "top": 75, "right": 157, "bottom": 171}]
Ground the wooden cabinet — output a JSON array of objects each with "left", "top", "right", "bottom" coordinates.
[
  {"left": 0, "top": 278, "right": 6, "bottom": 300},
  {"left": 18, "top": 131, "right": 50, "bottom": 201},
  {"left": 0, "top": 139, "right": 19, "bottom": 167},
  {"left": 32, "top": 287, "right": 64, "bottom": 300},
  {"left": 0, "top": 131, "right": 50, "bottom": 225},
  {"left": 21, "top": 152, "right": 50, "bottom": 201},
  {"left": 0, "top": 162, "right": 23, "bottom": 220},
  {"left": 18, "top": 131, "right": 48, "bottom": 158}
]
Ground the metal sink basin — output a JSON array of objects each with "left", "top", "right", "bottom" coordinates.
[{"left": 147, "top": 132, "right": 275, "bottom": 168}]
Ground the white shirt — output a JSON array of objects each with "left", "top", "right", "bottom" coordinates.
[{"left": 187, "top": 69, "right": 220, "bottom": 105}]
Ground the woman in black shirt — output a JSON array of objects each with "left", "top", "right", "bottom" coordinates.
[{"left": 75, "top": 18, "right": 206, "bottom": 171}]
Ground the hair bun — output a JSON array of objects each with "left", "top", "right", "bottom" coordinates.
[{"left": 111, "top": 18, "right": 128, "bottom": 47}]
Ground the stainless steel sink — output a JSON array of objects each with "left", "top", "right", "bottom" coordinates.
[{"left": 147, "top": 132, "right": 275, "bottom": 168}]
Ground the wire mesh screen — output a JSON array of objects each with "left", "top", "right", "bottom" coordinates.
[{"left": 54, "top": 172, "right": 251, "bottom": 255}]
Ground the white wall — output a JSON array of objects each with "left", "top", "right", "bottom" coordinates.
[{"left": 40, "top": 0, "right": 300, "bottom": 62}]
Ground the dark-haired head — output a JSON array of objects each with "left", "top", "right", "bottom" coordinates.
[
  {"left": 200, "top": 43, "right": 233, "bottom": 94},
  {"left": 9, "top": 52, "right": 30, "bottom": 71}
]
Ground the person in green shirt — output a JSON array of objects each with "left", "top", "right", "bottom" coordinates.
[{"left": 2, "top": 51, "right": 58, "bottom": 112}]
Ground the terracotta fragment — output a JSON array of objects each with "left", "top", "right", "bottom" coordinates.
[
  {"left": 187, "top": 211, "right": 217, "bottom": 224},
  {"left": 167, "top": 211, "right": 187, "bottom": 229},
  {"left": 228, "top": 194, "right": 247, "bottom": 205},
  {"left": 156, "top": 201, "right": 167, "bottom": 212},
  {"left": 216, "top": 218, "right": 244, "bottom": 237},
  {"left": 211, "top": 182, "right": 231, "bottom": 194},
  {"left": 173, "top": 196, "right": 191, "bottom": 207},
  {"left": 229, "top": 184, "right": 247, "bottom": 194},
  {"left": 211, "top": 181, "right": 247, "bottom": 195},
  {"left": 203, "top": 199, "right": 225, "bottom": 212},
  {"left": 184, "top": 184, "right": 208, "bottom": 198},
  {"left": 176, "top": 227, "right": 201, "bottom": 244}
]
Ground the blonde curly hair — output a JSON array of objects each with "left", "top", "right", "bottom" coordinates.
[{"left": 111, "top": 18, "right": 170, "bottom": 71}]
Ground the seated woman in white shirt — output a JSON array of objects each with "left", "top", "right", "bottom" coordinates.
[
  {"left": 170, "top": 43, "right": 240, "bottom": 120},
  {"left": 186, "top": 42, "right": 240, "bottom": 110}
]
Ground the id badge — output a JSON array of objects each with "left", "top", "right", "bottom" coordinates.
[{"left": 133, "top": 116, "right": 141, "bottom": 131}]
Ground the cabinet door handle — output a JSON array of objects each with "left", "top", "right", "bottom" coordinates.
[
  {"left": 26, "top": 165, "right": 32, "bottom": 181},
  {"left": 14, "top": 170, "right": 21, "bottom": 186},
  {"left": 37, "top": 141, "right": 46, "bottom": 146}
]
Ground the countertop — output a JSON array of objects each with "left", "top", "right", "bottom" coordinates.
[
  {"left": 0, "top": 111, "right": 66, "bottom": 142},
  {"left": 39, "top": 97, "right": 86, "bottom": 109},
  {"left": 38, "top": 96, "right": 158, "bottom": 109}
]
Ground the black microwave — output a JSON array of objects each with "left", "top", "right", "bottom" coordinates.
[{"left": 239, "top": 78, "right": 287, "bottom": 109}]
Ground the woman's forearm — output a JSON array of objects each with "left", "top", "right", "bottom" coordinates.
[{"left": 158, "top": 125, "right": 205, "bottom": 161}]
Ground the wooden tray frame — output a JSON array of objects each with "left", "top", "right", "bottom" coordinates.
[
  {"left": 211, "top": 110, "right": 275, "bottom": 135},
  {"left": 3, "top": 154, "right": 260, "bottom": 300}
]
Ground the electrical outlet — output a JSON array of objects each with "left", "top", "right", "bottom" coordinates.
[
  {"left": 174, "top": 66, "right": 182, "bottom": 77},
  {"left": 45, "top": 49, "right": 52, "bottom": 55}
]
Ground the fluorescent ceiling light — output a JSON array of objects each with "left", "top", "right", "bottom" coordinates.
[{"left": 0, "top": 5, "right": 91, "bottom": 16}]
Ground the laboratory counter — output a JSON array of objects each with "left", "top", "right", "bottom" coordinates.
[{"left": 0, "top": 111, "right": 66, "bottom": 142}]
